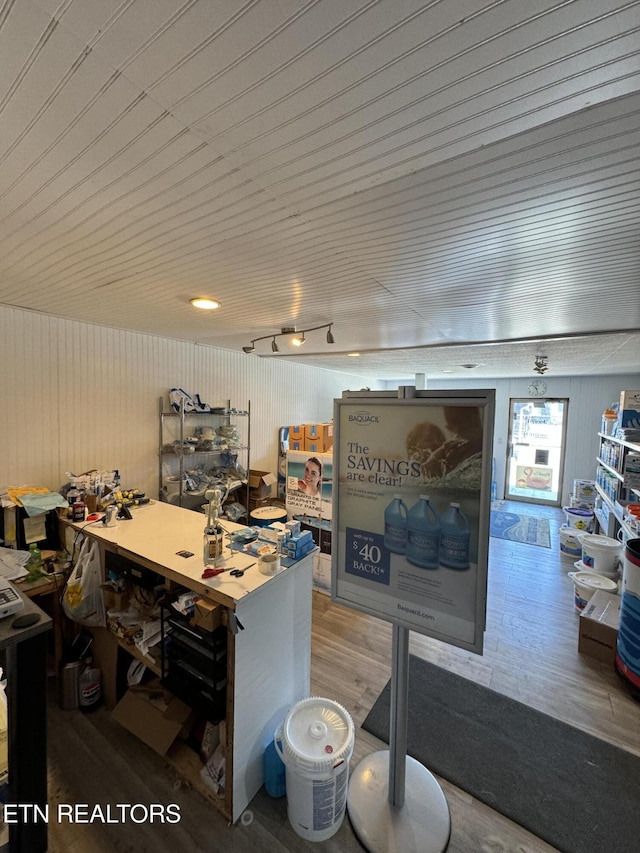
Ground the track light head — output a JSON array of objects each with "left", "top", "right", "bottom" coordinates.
[
  {"left": 271, "top": 337, "right": 279, "bottom": 353},
  {"left": 291, "top": 333, "right": 306, "bottom": 347},
  {"left": 326, "top": 325, "right": 335, "bottom": 344},
  {"left": 242, "top": 344, "right": 255, "bottom": 354}
]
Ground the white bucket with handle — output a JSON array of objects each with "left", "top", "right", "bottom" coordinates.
[
  {"left": 578, "top": 533, "right": 622, "bottom": 576},
  {"left": 568, "top": 570, "right": 618, "bottom": 612},
  {"left": 275, "top": 697, "right": 354, "bottom": 842}
]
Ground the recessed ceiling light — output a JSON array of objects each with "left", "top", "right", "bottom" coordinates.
[
  {"left": 461, "top": 363, "right": 479, "bottom": 369},
  {"left": 348, "top": 352, "right": 360, "bottom": 357},
  {"left": 190, "top": 297, "right": 220, "bottom": 310}
]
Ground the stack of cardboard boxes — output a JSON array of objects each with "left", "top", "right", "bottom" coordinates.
[{"left": 287, "top": 422, "right": 334, "bottom": 453}]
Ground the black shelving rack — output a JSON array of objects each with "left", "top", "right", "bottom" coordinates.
[{"left": 160, "top": 591, "right": 227, "bottom": 722}]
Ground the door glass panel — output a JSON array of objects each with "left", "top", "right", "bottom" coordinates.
[{"left": 505, "top": 399, "right": 568, "bottom": 505}]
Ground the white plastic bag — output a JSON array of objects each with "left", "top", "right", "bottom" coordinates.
[{"left": 62, "top": 537, "right": 106, "bottom": 627}]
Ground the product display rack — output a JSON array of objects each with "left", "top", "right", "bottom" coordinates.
[
  {"left": 158, "top": 397, "right": 250, "bottom": 516},
  {"left": 594, "top": 431, "right": 640, "bottom": 540}
]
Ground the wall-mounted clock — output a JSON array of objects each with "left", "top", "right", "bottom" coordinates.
[{"left": 528, "top": 380, "right": 547, "bottom": 397}]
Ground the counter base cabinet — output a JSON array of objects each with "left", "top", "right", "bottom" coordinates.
[
  {"left": 64, "top": 503, "right": 313, "bottom": 824},
  {"left": 231, "top": 558, "right": 312, "bottom": 822}
]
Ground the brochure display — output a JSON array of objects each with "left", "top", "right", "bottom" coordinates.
[{"left": 334, "top": 387, "right": 495, "bottom": 853}]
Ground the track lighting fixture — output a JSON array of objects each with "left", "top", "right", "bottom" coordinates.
[
  {"left": 533, "top": 355, "right": 549, "bottom": 374},
  {"left": 242, "top": 323, "right": 336, "bottom": 354}
]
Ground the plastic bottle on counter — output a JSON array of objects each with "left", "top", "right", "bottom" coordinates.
[
  {"left": 406, "top": 496, "right": 440, "bottom": 569},
  {"left": 384, "top": 495, "right": 408, "bottom": 554},
  {"left": 71, "top": 497, "right": 86, "bottom": 523},
  {"left": 439, "top": 502, "right": 470, "bottom": 570},
  {"left": 25, "top": 542, "right": 44, "bottom": 580},
  {"left": 66, "top": 482, "right": 80, "bottom": 506}
]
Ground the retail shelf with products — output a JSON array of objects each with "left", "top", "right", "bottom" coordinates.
[
  {"left": 158, "top": 397, "right": 250, "bottom": 519},
  {"left": 595, "top": 432, "right": 640, "bottom": 542}
]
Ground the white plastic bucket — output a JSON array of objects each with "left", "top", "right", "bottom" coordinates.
[
  {"left": 578, "top": 532, "right": 622, "bottom": 576},
  {"left": 559, "top": 525, "right": 582, "bottom": 558},
  {"left": 568, "top": 570, "right": 618, "bottom": 612},
  {"left": 563, "top": 506, "right": 594, "bottom": 531},
  {"left": 275, "top": 697, "right": 354, "bottom": 842}
]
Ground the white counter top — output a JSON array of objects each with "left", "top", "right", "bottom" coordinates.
[{"left": 67, "top": 501, "right": 309, "bottom": 609}]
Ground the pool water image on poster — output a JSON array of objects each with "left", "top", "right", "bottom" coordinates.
[{"left": 333, "top": 392, "right": 494, "bottom": 653}]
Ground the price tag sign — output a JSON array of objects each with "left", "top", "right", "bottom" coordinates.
[{"left": 345, "top": 527, "right": 389, "bottom": 586}]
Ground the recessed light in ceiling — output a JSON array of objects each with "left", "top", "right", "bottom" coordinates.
[
  {"left": 190, "top": 297, "right": 220, "bottom": 310},
  {"left": 348, "top": 352, "right": 360, "bottom": 357},
  {"left": 461, "top": 363, "right": 480, "bottom": 369}
]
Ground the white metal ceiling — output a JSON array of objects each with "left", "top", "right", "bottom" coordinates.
[{"left": 0, "top": 0, "right": 639, "bottom": 379}]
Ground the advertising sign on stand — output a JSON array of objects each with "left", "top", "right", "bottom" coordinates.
[{"left": 332, "top": 388, "right": 495, "bottom": 654}]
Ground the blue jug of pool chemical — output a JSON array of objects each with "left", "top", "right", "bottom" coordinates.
[
  {"left": 439, "top": 502, "right": 470, "bottom": 569},
  {"left": 406, "top": 496, "right": 440, "bottom": 569},
  {"left": 263, "top": 737, "right": 286, "bottom": 797},
  {"left": 384, "top": 495, "right": 408, "bottom": 554}
]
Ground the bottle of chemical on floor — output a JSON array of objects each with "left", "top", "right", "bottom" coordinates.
[
  {"left": 384, "top": 495, "right": 408, "bottom": 554},
  {"left": 406, "top": 495, "right": 440, "bottom": 569},
  {"left": 439, "top": 502, "right": 470, "bottom": 570},
  {"left": 78, "top": 657, "right": 101, "bottom": 712},
  {"left": 263, "top": 737, "right": 286, "bottom": 798}
]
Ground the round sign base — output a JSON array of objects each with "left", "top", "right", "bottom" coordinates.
[{"left": 347, "top": 750, "right": 450, "bottom": 853}]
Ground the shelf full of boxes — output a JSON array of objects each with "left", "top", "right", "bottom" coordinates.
[{"left": 594, "top": 390, "right": 640, "bottom": 544}]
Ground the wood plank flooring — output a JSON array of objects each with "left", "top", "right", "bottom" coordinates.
[{"left": 43, "top": 501, "right": 640, "bottom": 852}]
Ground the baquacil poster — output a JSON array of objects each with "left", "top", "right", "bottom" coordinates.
[{"left": 332, "top": 390, "right": 494, "bottom": 654}]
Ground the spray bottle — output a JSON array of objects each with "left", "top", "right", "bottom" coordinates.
[{"left": 203, "top": 488, "right": 226, "bottom": 568}]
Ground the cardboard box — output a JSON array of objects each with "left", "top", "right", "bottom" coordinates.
[
  {"left": 303, "top": 429, "right": 333, "bottom": 453},
  {"left": 620, "top": 390, "right": 640, "bottom": 411},
  {"left": 100, "top": 583, "right": 130, "bottom": 612},
  {"left": 289, "top": 425, "right": 305, "bottom": 441},
  {"left": 248, "top": 469, "right": 277, "bottom": 499},
  {"left": 87, "top": 626, "right": 121, "bottom": 710},
  {"left": 111, "top": 680, "right": 192, "bottom": 755},
  {"left": 192, "top": 597, "right": 222, "bottom": 632},
  {"left": 573, "top": 479, "right": 596, "bottom": 503},
  {"left": 623, "top": 452, "right": 640, "bottom": 490},
  {"left": 305, "top": 422, "right": 333, "bottom": 449},
  {"left": 578, "top": 590, "right": 621, "bottom": 665}
]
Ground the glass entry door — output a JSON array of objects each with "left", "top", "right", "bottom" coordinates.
[{"left": 505, "top": 398, "right": 568, "bottom": 505}]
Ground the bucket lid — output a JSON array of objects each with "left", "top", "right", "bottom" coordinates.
[
  {"left": 280, "top": 697, "right": 354, "bottom": 773},
  {"left": 568, "top": 571, "right": 618, "bottom": 592},
  {"left": 563, "top": 506, "right": 594, "bottom": 517},
  {"left": 577, "top": 533, "right": 621, "bottom": 551}
]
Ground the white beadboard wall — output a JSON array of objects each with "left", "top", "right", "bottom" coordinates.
[
  {"left": 384, "top": 374, "right": 640, "bottom": 503},
  {"left": 2, "top": 305, "right": 379, "bottom": 497}
]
